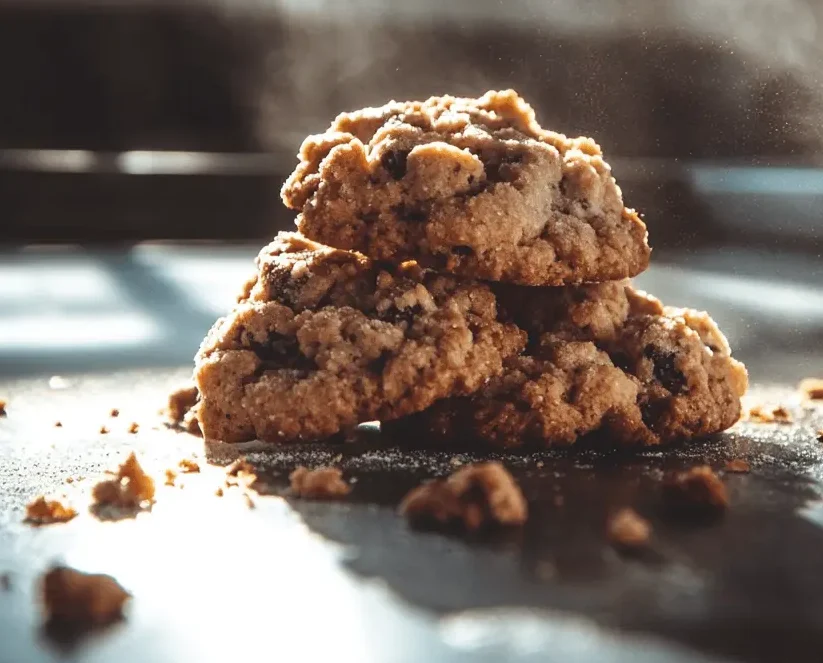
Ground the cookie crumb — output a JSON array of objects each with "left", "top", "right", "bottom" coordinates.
[
  {"left": 127, "top": 422, "right": 139, "bottom": 434},
  {"left": 54, "top": 421, "right": 63, "bottom": 428},
  {"left": 92, "top": 453, "right": 155, "bottom": 511},
  {"left": 289, "top": 467, "right": 351, "bottom": 500},
  {"left": 817, "top": 429, "right": 823, "bottom": 443},
  {"left": 109, "top": 408, "right": 120, "bottom": 418},
  {"left": 243, "top": 493, "right": 255, "bottom": 509},
  {"left": 183, "top": 409, "right": 202, "bottom": 437},
  {"left": 41, "top": 565, "right": 129, "bottom": 626},
  {"left": 99, "top": 425, "right": 109, "bottom": 435},
  {"left": 748, "top": 405, "right": 792, "bottom": 424},
  {"left": 215, "top": 487, "right": 224, "bottom": 497},
  {"left": 65, "top": 477, "right": 73, "bottom": 484},
  {"left": 0, "top": 397, "right": 7, "bottom": 416},
  {"left": 664, "top": 465, "right": 728, "bottom": 512},
  {"left": 178, "top": 458, "right": 200, "bottom": 474},
  {"left": 1, "top": 573, "right": 9, "bottom": 591},
  {"left": 725, "top": 459, "right": 751, "bottom": 473},
  {"left": 400, "top": 462, "right": 527, "bottom": 531},
  {"left": 164, "top": 469, "right": 177, "bottom": 486},
  {"left": 799, "top": 378, "right": 823, "bottom": 400},
  {"left": 167, "top": 384, "right": 199, "bottom": 425},
  {"left": 608, "top": 508, "right": 651, "bottom": 549},
  {"left": 25, "top": 496, "right": 77, "bottom": 525}
]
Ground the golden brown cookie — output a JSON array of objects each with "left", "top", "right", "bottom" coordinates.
[
  {"left": 194, "top": 232, "right": 525, "bottom": 443},
  {"left": 384, "top": 284, "right": 747, "bottom": 448},
  {"left": 282, "top": 90, "right": 650, "bottom": 286}
]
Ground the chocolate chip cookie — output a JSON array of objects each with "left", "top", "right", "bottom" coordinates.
[
  {"left": 384, "top": 284, "right": 748, "bottom": 448},
  {"left": 193, "top": 233, "right": 526, "bottom": 443},
  {"left": 282, "top": 90, "right": 650, "bottom": 286}
]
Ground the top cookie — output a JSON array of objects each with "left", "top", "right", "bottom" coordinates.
[{"left": 282, "top": 90, "right": 650, "bottom": 286}]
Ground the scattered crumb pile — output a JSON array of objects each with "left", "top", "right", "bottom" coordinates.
[
  {"left": 799, "top": 378, "right": 823, "bottom": 401},
  {"left": 92, "top": 452, "right": 155, "bottom": 510},
  {"left": 400, "top": 461, "right": 527, "bottom": 531},
  {"left": 607, "top": 508, "right": 651, "bottom": 549},
  {"left": 664, "top": 465, "right": 728, "bottom": 512},
  {"left": 725, "top": 459, "right": 751, "bottom": 474},
  {"left": 747, "top": 405, "right": 792, "bottom": 424},
  {"left": 41, "top": 565, "right": 130, "bottom": 626},
  {"left": 25, "top": 496, "right": 77, "bottom": 525},
  {"left": 167, "top": 384, "right": 201, "bottom": 436},
  {"left": 289, "top": 466, "right": 351, "bottom": 500}
]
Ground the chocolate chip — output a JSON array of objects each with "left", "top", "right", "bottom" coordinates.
[
  {"left": 378, "top": 303, "right": 424, "bottom": 327},
  {"left": 393, "top": 205, "right": 427, "bottom": 223},
  {"left": 368, "top": 351, "right": 392, "bottom": 375},
  {"left": 381, "top": 150, "right": 409, "bottom": 180},
  {"left": 639, "top": 398, "right": 666, "bottom": 427},
  {"left": 643, "top": 346, "right": 687, "bottom": 394},
  {"left": 610, "top": 351, "right": 634, "bottom": 373},
  {"left": 248, "top": 332, "right": 315, "bottom": 371}
]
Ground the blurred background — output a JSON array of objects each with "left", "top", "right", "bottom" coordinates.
[{"left": 0, "top": 0, "right": 822, "bottom": 379}]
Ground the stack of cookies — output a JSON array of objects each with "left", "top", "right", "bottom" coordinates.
[{"left": 194, "top": 90, "right": 747, "bottom": 448}]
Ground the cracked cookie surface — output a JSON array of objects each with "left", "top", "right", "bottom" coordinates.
[
  {"left": 384, "top": 284, "right": 747, "bottom": 448},
  {"left": 194, "top": 232, "right": 525, "bottom": 443},
  {"left": 282, "top": 90, "right": 650, "bottom": 286}
]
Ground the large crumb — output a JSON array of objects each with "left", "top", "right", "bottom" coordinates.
[
  {"left": 167, "top": 384, "right": 199, "bottom": 425},
  {"left": 664, "top": 465, "right": 728, "bottom": 512},
  {"left": 725, "top": 458, "right": 751, "bottom": 473},
  {"left": 127, "top": 422, "right": 139, "bottom": 434},
  {"left": 289, "top": 466, "right": 351, "bottom": 500},
  {"left": 25, "top": 496, "right": 77, "bottom": 525},
  {"left": 748, "top": 405, "right": 792, "bottom": 424},
  {"left": 799, "top": 378, "right": 823, "bottom": 400},
  {"left": 178, "top": 458, "right": 200, "bottom": 474},
  {"left": 92, "top": 452, "right": 155, "bottom": 511},
  {"left": 607, "top": 508, "right": 651, "bottom": 549},
  {"left": 41, "top": 566, "right": 130, "bottom": 626},
  {"left": 400, "top": 461, "right": 527, "bottom": 531}
]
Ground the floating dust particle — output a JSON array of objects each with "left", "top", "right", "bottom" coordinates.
[
  {"left": 536, "top": 460, "right": 545, "bottom": 468},
  {"left": 127, "top": 422, "right": 139, "bottom": 434},
  {"left": 25, "top": 496, "right": 77, "bottom": 525},
  {"left": 164, "top": 469, "right": 177, "bottom": 487},
  {"left": 725, "top": 459, "right": 751, "bottom": 473},
  {"left": 664, "top": 465, "right": 728, "bottom": 513},
  {"left": 400, "top": 462, "right": 527, "bottom": 532},
  {"left": 607, "top": 508, "right": 651, "bottom": 549},
  {"left": 799, "top": 378, "right": 823, "bottom": 401},
  {"left": 178, "top": 459, "right": 200, "bottom": 474},
  {"left": 289, "top": 467, "right": 351, "bottom": 500},
  {"left": 41, "top": 565, "right": 130, "bottom": 626},
  {"left": 110, "top": 408, "right": 120, "bottom": 418},
  {"left": 99, "top": 426, "right": 109, "bottom": 435}
]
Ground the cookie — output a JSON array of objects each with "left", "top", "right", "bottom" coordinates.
[
  {"left": 193, "top": 232, "right": 526, "bottom": 443},
  {"left": 384, "top": 284, "right": 747, "bottom": 448},
  {"left": 282, "top": 90, "right": 650, "bottom": 286}
]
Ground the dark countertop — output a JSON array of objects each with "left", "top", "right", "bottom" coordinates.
[{"left": 1, "top": 245, "right": 823, "bottom": 663}]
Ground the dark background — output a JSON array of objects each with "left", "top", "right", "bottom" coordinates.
[{"left": 1, "top": 0, "right": 821, "bottom": 253}]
